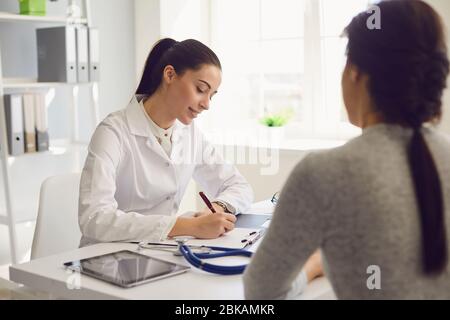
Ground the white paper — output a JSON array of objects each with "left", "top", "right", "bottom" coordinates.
[
  {"left": 162, "top": 227, "right": 261, "bottom": 249},
  {"left": 243, "top": 200, "right": 275, "bottom": 215},
  {"left": 261, "top": 219, "right": 271, "bottom": 228}
]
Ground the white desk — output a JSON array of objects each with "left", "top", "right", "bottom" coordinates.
[{"left": 9, "top": 201, "right": 336, "bottom": 300}]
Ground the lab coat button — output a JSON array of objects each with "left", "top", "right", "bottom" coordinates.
[
  {"left": 166, "top": 196, "right": 171, "bottom": 201},
  {"left": 166, "top": 162, "right": 170, "bottom": 167}
]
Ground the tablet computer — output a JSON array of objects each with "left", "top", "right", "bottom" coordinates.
[{"left": 64, "top": 250, "right": 190, "bottom": 288}]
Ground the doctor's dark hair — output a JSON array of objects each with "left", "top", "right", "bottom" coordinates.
[
  {"left": 344, "top": 0, "right": 450, "bottom": 275},
  {"left": 136, "top": 38, "right": 222, "bottom": 96}
]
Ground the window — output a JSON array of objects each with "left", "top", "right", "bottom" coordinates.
[
  {"left": 206, "top": 0, "right": 372, "bottom": 139},
  {"left": 318, "top": 0, "right": 372, "bottom": 137}
]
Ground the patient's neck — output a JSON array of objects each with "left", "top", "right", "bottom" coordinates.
[{"left": 361, "top": 112, "right": 385, "bottom": 129}]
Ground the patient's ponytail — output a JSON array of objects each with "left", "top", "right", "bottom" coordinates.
[{"left": 409, "top": 126, "right": 446, "bottom": 274}]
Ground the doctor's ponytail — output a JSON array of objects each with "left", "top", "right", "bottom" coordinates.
[{"left": 136, "top": 38, "right": 221, "bottom": 96}]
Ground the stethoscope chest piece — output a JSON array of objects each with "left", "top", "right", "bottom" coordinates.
[
  {"left": 139, "top": 237, "right": 254, "bottom": 275},
  {"left": 173, "top": 237, "right": 193, "bottom": 256}
]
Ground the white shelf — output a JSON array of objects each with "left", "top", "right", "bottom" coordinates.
[
  {"left": 0, "top": 11, "right": 87, "bottom": 24},
  {"left": 3, "top": 78, "right": 94, "bottom": 89},
  {"left": 6, "top": 140, "right": 88, "bottom": 161}
]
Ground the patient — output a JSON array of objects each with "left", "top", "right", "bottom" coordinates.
[{"left": 244, "top": 0, "right": 450, "bottom": 299}]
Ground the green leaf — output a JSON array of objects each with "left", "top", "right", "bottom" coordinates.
[{"left": 259, "top": 108, "right": 294, "bottom": 127}]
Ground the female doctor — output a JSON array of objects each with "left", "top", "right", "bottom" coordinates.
[{"left": 78, "top": 38, "right": 253, "bottom": 247}]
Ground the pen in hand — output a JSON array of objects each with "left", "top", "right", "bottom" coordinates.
[{"left": 199, "top": 191, "right": 216, "bottom": 214}]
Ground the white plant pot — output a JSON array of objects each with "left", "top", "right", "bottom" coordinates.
[{"left": 258, "top": 126, "right": 286, "bottom": 146}]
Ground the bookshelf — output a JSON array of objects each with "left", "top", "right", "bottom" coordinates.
[
  {"left": 3, "top": 77, "right": 80, "bottom": 89},
  {"left": 0, "top": 0, "right": 99, "bottom": 264},
  {"left": 0, "top": 11, "right": 87, "bottom": 24}
]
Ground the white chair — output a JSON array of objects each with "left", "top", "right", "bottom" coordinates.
[{"left": 31, "top": 173, "right": 82, "bottom": 260}]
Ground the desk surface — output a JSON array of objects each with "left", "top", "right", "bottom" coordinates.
[{"left": 9, "top": 201, "right": 336, "bottom": 300}]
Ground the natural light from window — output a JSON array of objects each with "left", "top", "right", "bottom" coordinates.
[{"left": 198, "top": 0, "right": 373, "bottom": 143}]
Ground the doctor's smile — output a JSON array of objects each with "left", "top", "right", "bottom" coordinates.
[{"left": 188, "top": 107, "right": 200, "bottom": 118}]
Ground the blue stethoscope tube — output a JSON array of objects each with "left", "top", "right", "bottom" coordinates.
[{"left": 179, "top": 245, "right": 253, "bottom": 275}]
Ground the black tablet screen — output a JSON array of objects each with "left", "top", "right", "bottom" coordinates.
[{"left": 64, "top": 250, "right": 189, "bottom": 287}]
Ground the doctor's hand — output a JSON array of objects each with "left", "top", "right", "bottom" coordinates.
[
  {"left": 169, "top": 212, "right": 236, "bottom": 239},
  {"left": 192, "top": 212, "right": 237, "bottom": 239}
]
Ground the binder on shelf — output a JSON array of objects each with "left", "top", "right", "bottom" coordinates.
[
  {"left": 88, "top": 28, "right": 100, "bottom": 82},
  {"left": 76, "top": 26, "right": 89, "bottom": 83},
  {"left": 22, "top": 94, "right": 37, "bottom": 153},
  {"left": 3, "top": 94, "right": 25, "bottom": 156},
  {"left": 34, "top": 93, "right": 49, "bottom": 152},
  {"left": 36, "top": 26, "right": 77, "bottom": 83}
]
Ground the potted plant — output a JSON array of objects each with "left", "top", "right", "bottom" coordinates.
[{"left": 259, "top": 108, "right": 294, "bottom": 142}]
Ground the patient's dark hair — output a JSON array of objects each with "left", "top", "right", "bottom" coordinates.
[
  {"left": 344, "top": 0, "right": 450, "bottom": 275},
  {"left": 136, "top": 38, "right": 221, "bottom": 96}
]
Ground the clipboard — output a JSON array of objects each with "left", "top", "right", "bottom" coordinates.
[
  {"left": 235, "top": 214, "right": 271, "bottom": 229},
  {"left": 153, "top": 227, "right": 265, "bottom": 249}
]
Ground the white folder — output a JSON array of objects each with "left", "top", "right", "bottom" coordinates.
[
  {"left": 22, "top": 93, "right": 36, "bottom": 153},
  {"left": 3, "top": 94, "right": 25, "bottom": 156},
  {"left": 34, "top": 93, "right": 49, "bottom": 152},
  {"left": 76, "top": 26, "right": 89, "bottom": 83},
  {"left": 65, "top": 26, "right": 78, "bottom": 83},
  {"left": 88, "top": 28, "right": 100, "bottom": 82}
]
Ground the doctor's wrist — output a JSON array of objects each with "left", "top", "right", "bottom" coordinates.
[
  {"left": 212, "top": 201, "right": 234, "bottom": 214},
  {"left": 168, "top": 217, "right": 195, "bottom": 238}
]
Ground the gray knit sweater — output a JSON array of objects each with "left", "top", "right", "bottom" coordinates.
[{"left": 243, "top": 124, "right": 450, "bottom": 299}]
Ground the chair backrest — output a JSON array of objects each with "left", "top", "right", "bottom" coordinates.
[{"left": 31, "top": 173, "right": 82, "bottom": 260}]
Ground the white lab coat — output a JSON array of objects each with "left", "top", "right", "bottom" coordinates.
[{"left": 79, "top": 95, "right": 253, "bottom": 246}]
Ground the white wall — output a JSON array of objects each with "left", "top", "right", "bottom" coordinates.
[
  {"left": 134, "top": 0, "right": 211, "bottom": 83},
  {"left": 88, "top": 0, "right": 136, "bottom": 122},
  {"left": 134, "top": 0, "right": 161, "bottom": 82},
  {"left": 160, "top": 0, "right": 210, "bottom": 44}
]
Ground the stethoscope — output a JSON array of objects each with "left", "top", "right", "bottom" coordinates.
[
  {"left": 136, "top": 194, "right": 277, "bottom": 275},
  {"left": 137, "top": 237, "right": 254, "bottom": 275}
]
